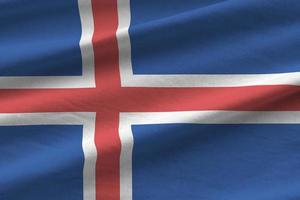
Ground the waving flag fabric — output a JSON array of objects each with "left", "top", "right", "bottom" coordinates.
[{"left": 1, "top": 1, "right": 300, "bottom": 200}]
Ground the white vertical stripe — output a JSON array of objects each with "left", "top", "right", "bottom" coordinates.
[
  {"left": 119, "top": 114, "right": 134, "bottom": 200},
  {"left": 82, "top": 113, "right": 97, "bottom": 200},
  {"left": 78, "top": 0, "right": 96, "bottom": 88},
  {"left": 117, "top": 0, "right": 133, "bottom": 87}
]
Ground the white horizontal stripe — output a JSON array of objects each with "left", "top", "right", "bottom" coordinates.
[
  {"left": 0, "top": 75, "right": 94, "bottom": 89},
  {"left": 119, "top": 111, "right": 300, "bottom": 200},
  {"left": 0, "top": 112, "right": 97, "bottom": 200},
  {"left": 121, "top": 73, "right": 300, "bottom": 87},
  {"left": 120, "top": 111, "right": 300, "bottom": 125},
  {"left": 0, "top": 112, "right": 92, "bottom": 125}
]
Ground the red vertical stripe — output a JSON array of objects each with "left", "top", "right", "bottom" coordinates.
[
  {"left": 95, "top": 112, "right": 121, "bottom": 200},
  {"left": 92, "top": 0, "right": 121, "bottom": 199}
]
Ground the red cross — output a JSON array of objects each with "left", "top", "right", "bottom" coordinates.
[{"left": 1, "top": 1, "right": 300, "bottom": 200}]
